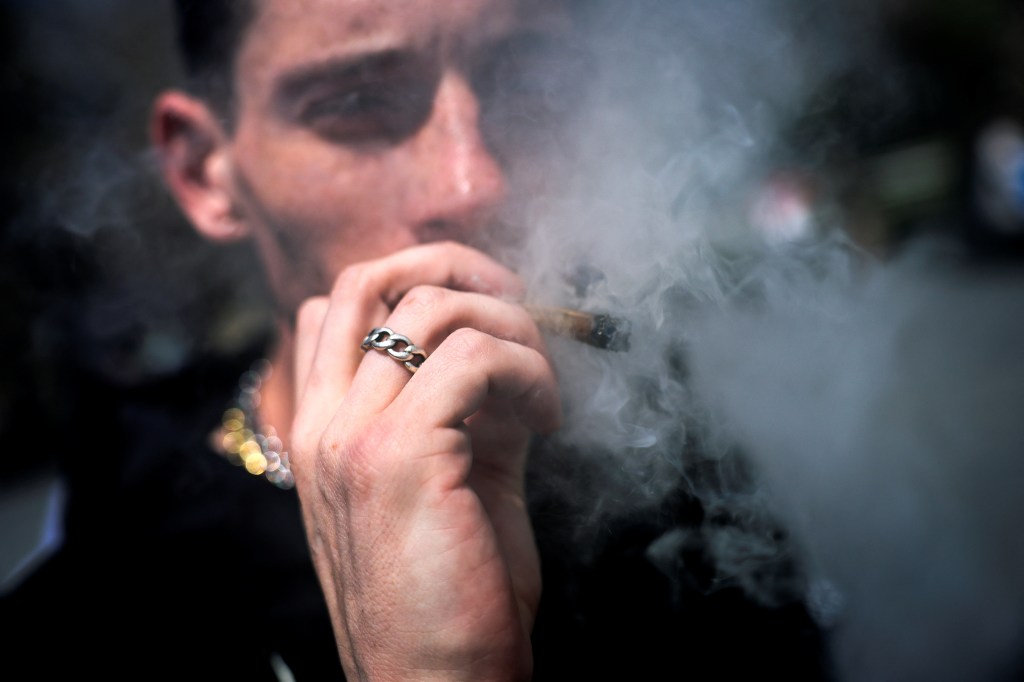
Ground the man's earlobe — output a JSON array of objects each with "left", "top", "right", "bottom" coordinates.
[{"left": 151, "top": 91, "right": 248, "bottom": 242}]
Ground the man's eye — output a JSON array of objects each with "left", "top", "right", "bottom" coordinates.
[
  {"left": 300, "top": 84, "right": 433, "bottom": 142},
  {"left": 303, "top": 90, "right": 386, "bottom": 119}
]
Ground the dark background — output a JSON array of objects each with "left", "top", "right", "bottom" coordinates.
[{"left": 1, "top": 0, "right": 275, "bottom": 487}]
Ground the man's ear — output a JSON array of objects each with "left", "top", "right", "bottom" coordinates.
[{"left": 151, "top": 90, "right": 248, "bottom": 242}]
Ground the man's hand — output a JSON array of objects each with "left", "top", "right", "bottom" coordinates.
[{"left": 288, "top": 242, "right": 561, "bottom": 681}]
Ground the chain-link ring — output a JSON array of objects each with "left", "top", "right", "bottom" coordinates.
[{"left": 360, "top": 327, "right": 428, "bottom": 374}]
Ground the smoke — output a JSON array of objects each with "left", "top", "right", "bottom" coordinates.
[
  {"left": 504, "top": 1, "right": 1024, "bottom": 680},
  {"left": 509, "top": 0, "right": 869, "bottom": 557},
  {"left": 690, "top": 243, "right": 1024, "bottom": 682},
  {"left": 512, "top": 0, "right": 875, "bottom": 459},
  {"left": 10, "top": 0, "right": 1022, "bottom": 678}
]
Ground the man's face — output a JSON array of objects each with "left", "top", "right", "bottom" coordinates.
[{"left": 224, "top": 0, "right": 576, "bottom": 312}]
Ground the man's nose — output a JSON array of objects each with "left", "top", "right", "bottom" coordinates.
[{"left": 408, "top": 71, "right": 507, "bottom": 242}]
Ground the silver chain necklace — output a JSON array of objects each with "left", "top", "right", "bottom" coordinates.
[{"left": 214, "top": 358, "right": 295, "bottom": 489}]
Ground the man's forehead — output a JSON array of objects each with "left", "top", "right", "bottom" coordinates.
[{"left": 240, "top": 0, "right": 568, "bottom": 70}]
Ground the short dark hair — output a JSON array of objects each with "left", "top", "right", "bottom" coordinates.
[{"left": 172, "top": 0, "right": 258, "bottom": 114}]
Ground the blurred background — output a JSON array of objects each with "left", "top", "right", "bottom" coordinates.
[
  {"left": 0, "top": 0, "right": 277, "bottom": 588},
  {"left": 1, "top": 0, "right": 1022, "bottom": 659},
  {"left": 0, "top": 0, "right": 274, "bottom": 481}
]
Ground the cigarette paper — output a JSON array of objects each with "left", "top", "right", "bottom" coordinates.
[{"left": 524, "top": 304, "right": 631, "bottom": 352}]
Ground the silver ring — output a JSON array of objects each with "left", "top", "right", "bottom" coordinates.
[{"left": 360, "top": 327, "right": 427, "bottom": 374}]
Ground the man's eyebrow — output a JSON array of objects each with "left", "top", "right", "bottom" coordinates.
[{"left": 272, "top": 50, "right": 410, "bottom": 104}]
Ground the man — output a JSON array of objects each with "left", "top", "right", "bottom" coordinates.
[
  {"left": 154, "top": 1, "right": 574, "bottom": 679},
  {"left": 1, "top": 1, "right": 830, "bottom": 679},
  {"left": 163, "top": 0, "right": 839, "bottom": 677}
]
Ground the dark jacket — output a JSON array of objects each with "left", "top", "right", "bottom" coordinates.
[{"left": 0, "top": 352, "right": 833, "bottom": 681}]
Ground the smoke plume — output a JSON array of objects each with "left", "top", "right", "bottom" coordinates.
[{"left": 505, "top": 1, "right": 1024, "bottom": 680}]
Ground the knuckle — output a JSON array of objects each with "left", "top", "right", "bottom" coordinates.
[
  {"left": 321, "top": 424, "right": 390, "bottom": 491},
  {"left": 395, "top": 284, "right": 447, "bottom": 318},
  {"left": 443, "top": 327, "right": 490, "bottom": 359},
  {"left": 331, "top": 262, "right": 378, "bottom": 300},
  {"left": 290, "top": 417, "right": 379, "bottom": 496}
]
